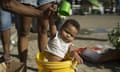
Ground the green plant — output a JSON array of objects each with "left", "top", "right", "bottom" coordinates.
[{"left": 108, "top": 23, "right": 120, "bottom": 49}]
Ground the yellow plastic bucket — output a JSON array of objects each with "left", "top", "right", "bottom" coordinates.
[{"left": 36, "top": 52, "right": 77, "bottom": 72}]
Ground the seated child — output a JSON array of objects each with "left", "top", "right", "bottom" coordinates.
[{"left": 45, "top": 13, "right": 83, "bottom": 64}]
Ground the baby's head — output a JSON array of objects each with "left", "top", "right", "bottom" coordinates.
[{"left": 59, "top": 19, "right": 80, "bottom": 43}]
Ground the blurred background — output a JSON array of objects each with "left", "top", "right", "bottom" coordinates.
[{"left": 72, "top": 0, "right": 120, "bottom": 15}]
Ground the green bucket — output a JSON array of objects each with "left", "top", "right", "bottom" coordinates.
[{"left": 58, "top": 1, "right": 71, "bottom": 16}]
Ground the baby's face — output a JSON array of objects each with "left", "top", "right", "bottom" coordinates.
[{"left": 60, "top": 24, "right": 78, "bottom": 43}]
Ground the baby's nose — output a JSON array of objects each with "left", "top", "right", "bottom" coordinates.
[{"left": 67, "top": 34, "right": 71, "bottom": 37}]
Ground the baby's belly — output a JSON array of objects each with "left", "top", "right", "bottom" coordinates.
[{"left": 45, "top": 52, "right": 63, "bottom": 62}]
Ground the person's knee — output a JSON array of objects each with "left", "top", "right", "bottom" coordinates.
[
  {"left": 18, "top": 31, "right": 29, "bottom": 37},
  {"left": 40, "top": 28, "right": 48, "bottom": 34},
  {"left": 41, "top": 25, "right": 48, "bottom": 33}
]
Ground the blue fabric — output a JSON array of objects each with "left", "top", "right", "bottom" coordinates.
[
  {"left": 118, "top": 0, "right": 120, "bottom": 7},
  {"left": 0, "top": 9, "right": 11, "bottom": 31},
  {"left": 19, "top": 0, "right": 55, "bottom": 7}
]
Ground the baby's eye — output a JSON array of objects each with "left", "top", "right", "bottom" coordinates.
[
  {"left": 66, "top": 31, "right": 71, "bottom": 35},
  {"left": 64, "top": 29, "right": 74, "bottom": 37}
]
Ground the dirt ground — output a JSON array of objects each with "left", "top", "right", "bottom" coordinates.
[{"left": 0, "top": 15, "right": 120, "bottom": 72}]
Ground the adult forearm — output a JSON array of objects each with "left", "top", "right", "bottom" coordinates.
[{"left": 1, "top": 0, "right": 42, "bottom": 16}]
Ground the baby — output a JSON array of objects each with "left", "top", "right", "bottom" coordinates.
[{"left": 45, "top": 13, "right": 83, "bottom": 64}]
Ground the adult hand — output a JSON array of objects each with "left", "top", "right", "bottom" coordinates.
[
  {"left": 43, "top": 3, "right": 57, "bottom": 19},
  {"left": 1, "top": 0, "right": 42, "bottom": 16}
]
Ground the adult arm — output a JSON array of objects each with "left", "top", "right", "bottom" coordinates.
[{"left": 0, "top": 0, "right": 42, "bottom": 16}]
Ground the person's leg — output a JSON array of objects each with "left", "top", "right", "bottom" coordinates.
[
  {"left": 16, "top": 15, "right": 32, "bottom": 72},
  {"left": 37, "top": 15, "right": 49, "bottom": 52},
  {"left": 0, "top": 9, "right": 11, "bottom": 62},
  {"left": 1, "top": 30, "right": 11, "bottom": 61},
  {"left": 37, "top": 2, "right": 54, "bottom": 52},
  {"left": 15, "top": 0, "right": 38, "bottom": 71}
]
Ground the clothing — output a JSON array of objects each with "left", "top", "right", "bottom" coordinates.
[
  {"left": 19, "top": 0, "right": 55, "bottom": 7},
  {"left": 118, "top": 0, "right": 120, "bottom": 7},
  {"left": 45, "top": 32, "right": 72, "bottom": 58},
  {"left": 0, "top": 9, "right": 11, "bottom": 31}
]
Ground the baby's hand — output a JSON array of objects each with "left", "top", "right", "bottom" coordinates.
[
  {"left": 71, "top": 51, "right": 83, "bottom": 64},
  {"left": 49, "top": 3, "right": 57, "bottom": 12},
  {"left": 44, "top": 3, "right": 57, "bottom": 19}
]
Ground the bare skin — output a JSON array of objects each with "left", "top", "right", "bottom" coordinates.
[
  {"left": 0, "top": 0, "right": 42, "bottom": 16},
  {"left": 1, "top": 29, "right": 12, "bottom": 70},
  {"left": 1, "top": 29, "right": 11, "bottom": 61},
  {"left": 37, "top": 3, "right": 54, "bottom": 52},
  {"left": 0, "top": 0, "right": 56, "bottom": 71},
  {"left": 16, "top": 16, "right": 32, "bottom": 72},
  {"left": 45, "top": 12, "right": 83, "bottom": 64},
  {"left": 16, "top": 3, "right": 56, "bottom": 72}
]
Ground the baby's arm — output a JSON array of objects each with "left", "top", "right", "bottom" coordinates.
[
  {"left": 49, "top": 12, "right": 57, "bottom": 39},
  {"left": 68, "top": 45, "right": 83, "bottom": 64}
]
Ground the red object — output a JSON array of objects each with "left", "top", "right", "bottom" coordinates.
[
  {"left": 76, "top": 48, "right": 87, "bottom": 53},
  {"left": 91, "top": 47, "right": 103, "bottom": 50},
  {"left": 76, "top": 47, "right": 104, "bottom": 54}
]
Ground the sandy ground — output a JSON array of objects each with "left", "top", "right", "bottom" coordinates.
[{"left": 0, "top": 15, "right": 120, "bottom": 72}]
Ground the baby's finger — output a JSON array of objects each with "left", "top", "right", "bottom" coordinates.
[{"left": 80, "top": 58, "right": 84, "bottom": 64}]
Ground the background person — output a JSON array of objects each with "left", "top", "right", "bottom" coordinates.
[{"left": 15, "top": 0, "right": 56, "bottom": 72}]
